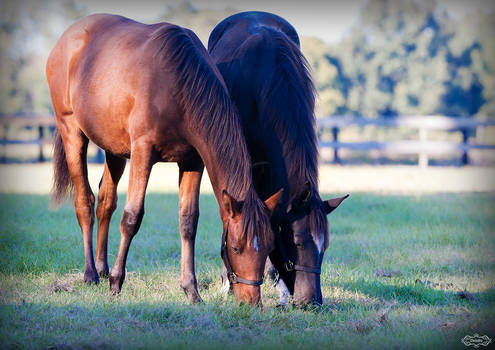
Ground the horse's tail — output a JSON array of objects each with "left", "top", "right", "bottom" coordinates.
[{"left": 50, "top": 128, "right": 73, "bottom": 208}]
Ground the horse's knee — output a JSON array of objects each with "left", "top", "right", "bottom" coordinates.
[
  {"left": 121, "top": 207, "right": 144, "bottom": 237},
  {"left": 96, "top": 191, "right": 117, "bottom": 219},
  {"left": 75, "top": 195, "right": 95, "bottom": 227},
  {"left": 179, "top": 212, "right": 199, "bottom": 240}
]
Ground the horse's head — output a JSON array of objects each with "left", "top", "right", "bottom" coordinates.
[
  {"left": 221, "top": 188, "right": 283, "bottom": 305},
  {"left": 272, "top": 183, "right": 348, "bottom": 306}
]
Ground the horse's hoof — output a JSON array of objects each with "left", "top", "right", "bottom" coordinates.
[
  {"left": 109, "top": 274, "right": 123, "bottom": 294},
  {"left": 190, "top": 294, "right": 203, "bottom": 304},
  {"left": 95, "top": 262, "right": 109, "bottom": 278},
  {"left": 109, "top": 283, "right": 121, "bottom": 296},
  {"left": 183, "top": 289, "right": 202, "bottom": 304},
  {"left": 97, "top": 268, "right": 109, "bottom": 278},
  {"left": 84, "top": 270, "right": 100, "bottom": 285}
]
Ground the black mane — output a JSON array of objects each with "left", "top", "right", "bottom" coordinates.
[{"left": 256, "top": 26, "right": 319, "bottom": 196}]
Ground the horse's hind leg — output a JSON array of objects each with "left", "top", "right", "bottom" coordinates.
[
  {"left": 59, "top": 120, "right": 98, "bottom": 284},
  {"left": 109, "top": 142, "right": 154, "bottom": 294},
  {"left": 95, "top": 152, "right": 126, "bottom": 278},
  {"left": 178, "top": 157, "right": 204, "bottom": 303}
]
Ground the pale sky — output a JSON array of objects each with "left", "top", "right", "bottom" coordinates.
[{"left": 80, "top": 0, "right": 495, "bottom": 44}]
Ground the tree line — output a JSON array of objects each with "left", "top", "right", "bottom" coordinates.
[{"left": 1, "top": 0, "right": 493, "bottom": 119}]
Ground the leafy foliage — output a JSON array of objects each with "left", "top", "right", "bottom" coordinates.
[
  {"left": 0, "top": 0, "right": 493, "bottom": 119},
  {"left": 0, "top": 0, "right": 85, "bottom": 115},
  {"left": 302, "top": 0, "right": 494, "bottom": 118}
]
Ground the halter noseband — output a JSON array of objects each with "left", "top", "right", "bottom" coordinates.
[{"left": 221, "top": 219, "right": 264, "bottom": 286}]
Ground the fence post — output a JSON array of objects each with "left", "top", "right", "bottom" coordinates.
[
  {"left": 38, "top": 126, "right": 45, "bottom": 162},
  {"left": 418, "top": 128, "right": 428, "bottom": 168},
  {"left": 332, "top": 127, "right": 340, "bottom": 164},
  {"left": 461, "top": 129, "right": 469, "bottom": 165},
  {"left": 1, "top": 124, "right": 7, "bottom": 163}
]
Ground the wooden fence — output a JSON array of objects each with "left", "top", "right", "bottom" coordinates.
[
  {"left": 1, "top": 114, "right": 494, "bottom": 166},
  {"left": 0, "top": 114, "right": 104, "bottom": 163},
  {"left": 318, "top": 115, "right": 495, "bottom": 166}
]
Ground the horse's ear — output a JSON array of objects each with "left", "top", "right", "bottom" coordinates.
[
  {"left": 264, "top": 188, "right": 284, "bottom": 216},
  {"left": 323, "top": 194, "right": 349, "bottom": 214},
  {"left": 222, "top": 190, "right": 241, "bottom": 218},
  {"left": 300, "top": 181, "right": 311, "bottom": 202}
]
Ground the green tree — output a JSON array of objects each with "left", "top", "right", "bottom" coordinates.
[
  {"left": 158, "top": 2, "right": 237, "bottom": 46},
  {"left": 0, "top": 0, "right": 85, "bottom": 115},
  {"left": 302, "top": 0, "right": 494, "bottom": 119}
]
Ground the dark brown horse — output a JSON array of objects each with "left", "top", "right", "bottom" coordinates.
[
  {"left": 46, "top": 14, "right": 282, "bottom": 305},
  {"left": 208, "top": 12, "right": 348, "bottom": 306}
]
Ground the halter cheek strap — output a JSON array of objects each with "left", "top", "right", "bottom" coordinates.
[
  {"left": 274, "top": 225, "right": 321, "bottom": 275},
  {"left": 221, "top": 219, "right": 264, "bottom": 287}
]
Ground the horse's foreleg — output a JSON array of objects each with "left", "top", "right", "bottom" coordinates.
[
  {"left": 95, "top": 152, "right": 126, "bottom": 278},
  {"left": 109, "top": 141, "right": 153, "bottom": 294},
  {"left": 178, "top": 158, "right": 204, "bottom": 303},
  {"left": 60, "top": 122, "right": 98, "bottom": 284},
  {"left": 265, "top": 257, "right": 290, "bottom": 305}
]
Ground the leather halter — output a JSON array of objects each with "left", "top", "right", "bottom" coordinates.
[
  {"left": 273, "top": 226, "right": 321, "bottom": 275},
  {"left": 221, "top": 219, "right": 264, "bottom": 286}
]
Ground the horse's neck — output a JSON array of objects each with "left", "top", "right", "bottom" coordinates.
[
  {"left": 284, "top": 146, "right": 318, "bottom": 201},
  {"left": 193, "top": 137, "right": 251, "bottom": 207}
]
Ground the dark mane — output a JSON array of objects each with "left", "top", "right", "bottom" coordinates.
[
  {"left": 150, "top": 25, "right": 272, "bottom": 248},
  {"left": 256, "top": 27, "right": 319, "bottom": 196},
  {"left": 245, "top": 26, "right": 327, "bottom": 247},
  {"left": 255, "top": 27, "right": 326, "bottom": 246}
]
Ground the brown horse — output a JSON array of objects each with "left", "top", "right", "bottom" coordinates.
[
  {"left": 46, "top": 14, "right": 282, "bottom": 305},
  {"left": 208, "top": 12, "right": 348, "bottom": 306}
]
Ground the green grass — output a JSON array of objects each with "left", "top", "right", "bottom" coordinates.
[{"left": 1, "top": 192, "right": 494, "bottom": 349}]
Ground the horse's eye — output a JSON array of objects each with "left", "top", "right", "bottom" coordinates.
[{"left": 232, "top": 247, "right": 240, "bottom": 254}]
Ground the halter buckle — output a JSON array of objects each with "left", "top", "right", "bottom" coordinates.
[
  {"left": 228, "top": 272, "right": 238, "bottom": 284},
  {"left": 284, "top": 260, "right": 294, "bottom": 272}
]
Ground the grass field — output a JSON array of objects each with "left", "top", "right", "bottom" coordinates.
[{"left": 1, "top": 183, "right": 494, "bottom": 349}]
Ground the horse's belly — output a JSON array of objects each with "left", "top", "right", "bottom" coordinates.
[
  {"left": 75, "top": 112, "right": 132, "bottom": 158},
  {"left": 155, "top": 140, "right": 196, "bottom": 162}
]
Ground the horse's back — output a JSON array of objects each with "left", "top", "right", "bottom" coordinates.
[
  {"left": 208, "top": 11, "right": 299, "bottom": 50},
  {"left": 208, "top": 12, "right": 303, "bottom": 129},
  {"left": 46, "top": 15, "right": 190, "bottom": 156},
  {"left": 47, "top": 14, "right": 229, "bottom": 161}
]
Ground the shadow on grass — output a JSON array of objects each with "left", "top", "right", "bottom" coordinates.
[
  {"left": 0, "top": 298, "right": 344, "bottom": 349},
  {"left": 331, "top": 277, "right": 495, "bottom": 306}
]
